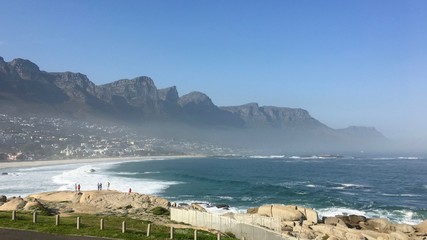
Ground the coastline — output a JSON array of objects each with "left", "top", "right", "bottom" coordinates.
[{"left": 0, "top": 155, "right": 203, "bottom": 170}]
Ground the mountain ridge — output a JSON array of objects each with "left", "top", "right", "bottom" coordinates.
[{"left": 0, "top": 56, "right": 388, "bottom": 153}]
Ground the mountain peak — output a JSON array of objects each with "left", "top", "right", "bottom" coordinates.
[
  {"left": 8, "top": 58, "right": 41, "bottom": 80},
  {"left": 158, "top": 86, "right": 179, "bottom": 103},
  {"left": 178, "top": 91, "right": 214, "bottom": 108}
]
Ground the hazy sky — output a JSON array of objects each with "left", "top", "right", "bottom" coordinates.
[{"left": 1, "top": 0, "right": 426, "bottom": 143}]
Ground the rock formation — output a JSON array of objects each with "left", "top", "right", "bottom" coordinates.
[
  {"left": 0, "top": 191, "right": 171, "bottom": 224},
  {"left": 246, "top": 204, "right": 426, "bottom": 240}
]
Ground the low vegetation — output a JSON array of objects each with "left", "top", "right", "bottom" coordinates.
[
  {"left": 151, "top": 206, "right": 170, "bottom": 216},
  {"left": 0, "top": 211, "right": 237, "bottom": 240}
]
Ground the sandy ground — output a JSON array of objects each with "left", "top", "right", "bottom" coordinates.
[{"left": 0, "top": 155, "right": 202, "bottom": 170}]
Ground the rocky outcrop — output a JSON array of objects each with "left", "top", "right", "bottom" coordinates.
[
  {"left": 0, "top": 197, "right": 26, "bottom": 211},
  {"left": 0, "top": 191, "right": 174, "bottom": 226},
  {"left": 416, "top": 220, "right": 427, "bottom": 234},
  {"left": 8, "top": 58, "right": 41, "bottom": 80},
  {"left": 258, "top": 204, "right": 310, "bottom": 222},
  {"left": 98, "top": 76, "right": 161, "bottom": 115},
  {"left": 245, "top": 204, "right": 426, "bottom": 240},
  {"left": 27, "top": 190, "right": 170, "bottom": 214},
  {"left": 190, "top": 203, "right": 207, "bottom": 212},
  {"left": 51, "top": 72, "right": 97, "bottom": 102},
  {"left": 158, "top": 86, "right": 179, "bottom": 103}
]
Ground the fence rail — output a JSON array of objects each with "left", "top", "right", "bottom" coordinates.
[{"left": 171, "top": 208, "right": 292, "bottom": 240}]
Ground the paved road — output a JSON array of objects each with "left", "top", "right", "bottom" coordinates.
[{"left": 0, "top": 228, "right": 111, "bottom": 240}]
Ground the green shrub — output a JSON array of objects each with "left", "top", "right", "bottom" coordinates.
[{"left": 151, "top": 206, "right": 170, "bottom": 216}]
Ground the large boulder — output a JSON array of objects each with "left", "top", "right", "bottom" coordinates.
[
  {"left": 364, "top": 218, "right": 392, "bottom": 232},
  {"left": 258, "top": 204, "right": 272, "bottom": 216},
  {"left": 246, "top": 207, "right": 258, "bottom": 214},
  {"left": 335, "top": 214, "right": 367, "bottom": 228},
  {"left": 416, "top": 220, "right": 427, "bottom": 234},
  {"left": 311, "top": 224, "right": 348, "bottom": 239},
  {"left": 0, "top": 197, "right": 26, "bottom": 211},
  {"left": 297, "top": 206, "right": 318, "bottom": 223},
  {"left": 148, "top": 195, "right": 170, "bottom": 208},
  {"left": 271, "top": 204, "right": 303, "bottom": 221},
  {"left": 191, "top": 203, "right": 206, "bottom": 212},
  {"left": 392, "top": 223, "right": 415, "bottom": 233},
  {"left": 345, "top": 232, "right": 366, "bottom": 240},
  {"left": 361, "top": 230, "right": 390, "bottom": 240},
  {"left": 389, "top": 231, "right": 410, "bottom": 240},
  {"left": 349, "top": 215, "right": 367, "bottom": 225},
  {"left": 324, "top": 217, "right": 340, "bottom": 225}
]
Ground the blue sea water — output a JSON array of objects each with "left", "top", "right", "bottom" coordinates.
[
  {"left": 108, "top": 156, "right": 427, "bottom": 224},
  {"left": 1, "top": 155, "right": 426, "bottom": 224}
]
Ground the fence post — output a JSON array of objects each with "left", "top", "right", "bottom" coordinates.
[
  {"left": 217, "top": 232, "right": 221, "bottom": 240},
  {"left": 122, "top": 221, "right": 126, "bottom": 233},
  {"left": 170, "top": 226, "right": 174, "bottom": 239},
  {"left": 100, "top": 219, "right": 104, "bottom": 230},
  {"left": 55, "top": 214, "right": 60, "bottom": 226},
  {"left": 147, "top": 223, "right": 151, "bottom": 237},
  {"left": 76, "top": 216, "right": 80, "bottom": 229},
  {"left": 194, "top": 229, "right": 198, "bottom": 240},
  {"left": 33, "top": 212, "right": 37, "bottom": 223},
  {"left": 11, "top": 210, "right": 16, "bottom": 220}
]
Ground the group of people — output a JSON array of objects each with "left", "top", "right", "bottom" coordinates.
[
  {"left": 97, "top": 181, "right": 110, "bottom": 191},
  {"left": 73, "top": 182, "right": 132, "bottom": 193}
]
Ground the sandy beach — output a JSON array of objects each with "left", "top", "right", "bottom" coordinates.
[{"left": 0, "top": 155, "right": 202, "bottom": 170}]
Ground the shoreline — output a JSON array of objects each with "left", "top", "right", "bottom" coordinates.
[{"left": 0, "top": 154, "right": 204, "bottom": 170}]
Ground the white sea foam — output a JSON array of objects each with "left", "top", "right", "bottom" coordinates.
[
  {"left": 331, "top": 183, "right": 368, "bottom": 190},
  {"left": 249, "top": 155, "right": 286, "bottom": 159},
  {"left": 0, "top": 160, "right": 181, "bottom": 197},
  {"left": 318, "top": 207, "right": 367, "bottom": 218},
  {"left": 218, "top": 196, "right": 234, "bottom": 200},
  {"left": 0, "top": 163, "right": 84, "bottom": 197},
  {"left": 52, "top": 164, "right": 181, "bottom": 195},
  {"left": 241, "top": 196, "right": 253, "bottom": 201},
  {"left": 398, "top": 157, "right": 419, "bottom": 160},
  {"left": 318, "top": 207, "right": 423, "bottom": 225},
  {"left": 382, "top": 193, "right": 421, "bottom": 197},
  {"left": 373, "top": 157, "right": 420, "bottom": 160}
]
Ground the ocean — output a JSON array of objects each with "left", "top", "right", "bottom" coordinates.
[{"left": 1, "top": 155, "right": 426, "bottom": 225}]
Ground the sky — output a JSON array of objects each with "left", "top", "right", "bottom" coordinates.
[{"left": 0, "top": 0, "right": 426, "bottom": 144}]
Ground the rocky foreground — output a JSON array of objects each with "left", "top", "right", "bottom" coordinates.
[
  {"left": 0, "top": 191, "right": 171, "bottom": 225},
  {"left": 241, "top": 204, "right": 427, "bottom": 240},
  {"left": 1, "top": 192, "right": 426, "bottom": 240}
]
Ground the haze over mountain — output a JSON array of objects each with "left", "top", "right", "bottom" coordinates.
[{"left": 0, "top": 56, "right": 391, "bottom": 154}]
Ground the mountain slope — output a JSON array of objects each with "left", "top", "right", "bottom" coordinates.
[{"left": 0, "top": 56, "right": 389, "bottom": 153}]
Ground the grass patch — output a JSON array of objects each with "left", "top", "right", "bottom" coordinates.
[{"left": 0, "top": 211, "right": 237, "bottom": 240}]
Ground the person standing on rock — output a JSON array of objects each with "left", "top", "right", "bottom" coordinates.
[
  {"left": 107, "top": 182, "right": 110, "bottom": 190},
  {"left": 100, "top": 183, "right": 102, "bottom": 191},
  {"left": 77, "top": 184, "right": 81, "bottom": 192},
  {"left": 128, "top": 188, "right": 132, "bottom": 194}
]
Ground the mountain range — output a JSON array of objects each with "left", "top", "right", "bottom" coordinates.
[{"left": 0, "top": 56, "right": 388, "bottom": 153}]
